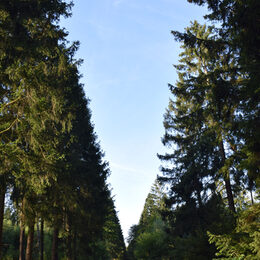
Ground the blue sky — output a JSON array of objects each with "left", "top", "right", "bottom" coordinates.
[{"left": 61, "top": 0, "right": 207, "bottom": 240}]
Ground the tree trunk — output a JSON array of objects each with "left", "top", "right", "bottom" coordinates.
[
  {"left": 36, "top": 220, "right": 40, "bottom": 256},
  {"left": 25, "top": 220, "right": 35, "bottom": 260},
  {"left": 196, "top": 188, "right": 203, "bottom": 208},
  {"left": 72, "top": 230, "right": 77, "bottom": 260},
  {"left": 224, "top": 177, "right": 235, "bottom": 212},
  {"left": 195, "top": 176, "right": 203, "bottom": 208},
  {"left": 65, "top": 215, "right": 72, "bottom": 260},
  {"left": 219, "top": 140, "right": 236, "bottom": 212},
  {"left": 19, "top": 199, "right": 25, "bottom": 260},
  {"left": 250, "top": 190, "right": 254, "bottom": 205},
  {"left": 40, "top": 220, "right": 44, "bottom": 260},
  {"left": 36, "top": 218, "right": 44, "bottom": 260},
  {"left": 66, "top": 233, "right": 73, "bottom": 260},
  {"left": 0, "top": 185, "right": 6, "bottom": 258},
  {"left": 51, "top": 227, "right": 59, "bottom": 260},
  {"left": 19, "top": 221, "right": 25, "bottom": 260}
]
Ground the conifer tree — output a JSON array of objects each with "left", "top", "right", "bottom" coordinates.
[
  {"left": 159, "top": 20, "right": 241, "bottom": 213},
  {"left": 157, "top": 21, "right": 250, "bottom": 259},
  {"left": 1, "top": 1, "right": 120, "bottom": 259},
  {"left": 187, "top": 0, "right": 260, "bottom": 187},
  {"left": 127, "top": 180, "right": 169, "bottom": 259},
  {"left": 158, "top": 1, "right": 259, "bottom": 256},
  {"left": 103, "top": 197, "right": 126, "bottom": 259},
  {"left": 173, "top": 2, "right": 259, "bottom": 256},
  {"left": 0, "top": 1, "right": 75, "bottom": 256}
]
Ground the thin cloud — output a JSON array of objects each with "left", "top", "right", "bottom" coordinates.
[
  {"left": 110, "top": 162, "right": 147, "bottom": 176},
  {"left": 113, "top": 0, "right": 125, "bottom": 6}
]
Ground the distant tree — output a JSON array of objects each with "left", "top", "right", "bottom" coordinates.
[
  {"left": 103, "top": 197, "right": 126, "bottom": 259},
  {"left": 127, "top": 180, "right": 169, "bottom": 259},
  {"left": 126, "top": 224, "right": 139, "bottom": 259}
]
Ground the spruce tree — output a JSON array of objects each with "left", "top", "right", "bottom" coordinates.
[
  {"left": 103, "top": 197, "right": 126, "bottom": 259},
  {"left": 158, "top": 21, "right": 248, "bottom": 259},
  {"left": 127, "top": 180, "right": 169, "bottom": 259},
  {"left": 1, "top": 1, "right": 115, "bottom": 259},
  {"left": 187, "top": 0, "right": 260, "bottom": 187}
]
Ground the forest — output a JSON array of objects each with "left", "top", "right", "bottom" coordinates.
[
  {"left": 0, "top": 0, "right": 259, "bottom": 260},
  {"left": 127, "top": 0, "right": 260, "bottom": 259}
]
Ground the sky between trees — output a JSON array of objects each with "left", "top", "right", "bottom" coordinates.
[{"left": 60, "top": 0, "right": 208, "bottom": 239}]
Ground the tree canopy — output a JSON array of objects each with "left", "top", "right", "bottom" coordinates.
[{"left": 0, "top": 1, "right": 125, "bottom": 259}]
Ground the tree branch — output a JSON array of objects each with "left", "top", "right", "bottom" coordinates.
[
  {"left": 0, "top": 96, "right": 22, "bottom": 111},
  {"left": 0, "top": 118, "right": 19, "bottom": 135}
]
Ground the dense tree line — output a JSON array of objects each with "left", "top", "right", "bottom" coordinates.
[
  {"left": 127, "top": 0, "right": 259, "bottom": 259},
  {"left": 0, "top": 1, "right": 125, "bottom": 259},
  {"left": 127, "top": 181, "right": 169, "bottom": 259}
]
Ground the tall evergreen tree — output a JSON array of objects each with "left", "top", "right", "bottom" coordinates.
[
  {"left": 158, "top": 0, "right": 259, "bottom": 255},
  {"left": 160, "top": 21, "right": 241, "bottom": 212},
  {"left": 187, "top": 0, "right": 260, "bottom": 187},
  {"left": 0, "top": 1, "right": 75, "bottom": 256},
  {"left": 170, "top": 3, "right": 260, "bottom": 256},
  {"left": 157, "top": 21, "right": 253, "bottom": 259},
  {"left": 1, "top": 1, "right": 121, "bottom": 259}
]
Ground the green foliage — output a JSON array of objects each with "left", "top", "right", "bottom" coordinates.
[
  {"left": 157, "top": 21, "right": 239, "bottom": 259},
  {"left": 2, "top": 219, "right": 19, "bottom": 259},
  {"left": 164, "top": 195, "right": 236, "bottom": 259},
  {"left": 0, "top": 0, "right": 125, "bottom": 259},
  {"left": 103, "top": 198, "right": 126, "bottom": 259},
  {"left": 158, "top": 1, "right": 259, "bottom": 258},
  {"left": 186, "top": 0, "right": 260, "bottom": 186},
  {"left": 127, "top": 181, "right": 170, "bottom": 259},
  {"left": 134, "top": 216, "right": 169, "bottom": 260},
  {"left": 169, "top": 230, "right": 212, "bottom": 260},
  {"left": 208, "top": 204, "right": 260, "bottom": 259}
]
